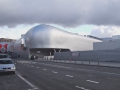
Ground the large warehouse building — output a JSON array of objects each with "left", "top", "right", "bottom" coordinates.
[
  {"left": 12, "top": 24, "right": 102, "bottom": 58},
  {"left": 93, "top": 35, "right": 120, "bottom": 50}
]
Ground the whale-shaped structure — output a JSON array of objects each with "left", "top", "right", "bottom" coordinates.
[{"left": 13, "top": 24, "right": 102, "bottom": 58}]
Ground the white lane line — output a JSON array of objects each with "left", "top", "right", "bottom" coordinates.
[
  {"left": 16, "top": 72, "right": 38, "bottom": 90},
  {"left": 38, "top": 63, "right": 71, "bottom": 69},
  {"left": 33, "top": 62, "right": 36, "bottom": 64},
  {"left": 65, "top": 75, "right": 74, "bottom": 77},
  {"left": 43, "top": 69, "right": 47, "bottom": 71},
  {"left": 101, "top": 72, "right": 120, "bottom": 76},
  {"left": 52, "top": 71, "right": 58, "bottom": 73},
  {"left": 53, "top": 65, "right": 71, "bottom": 69},
  {"left": 75, "top": 86, "right": 90, "bottom": 90},
  {"left": 31, "top": 66, "right": 34, "bottom": 67},
  {"left": 36, "top": 67, "right": 39, "bottom": 68},
  {"left": 77, "top": 68, "right": 120, "bottom": 76},
  {"left": 86, "top": 80, "right": 99, "bottom": 84},
  {"left": 28, "top": 65, "right": 29, "bottom": 66}
]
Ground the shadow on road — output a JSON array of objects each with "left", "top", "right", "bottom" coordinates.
[{"left": 0, "top": 72, "right": 15, "bottom": 76}]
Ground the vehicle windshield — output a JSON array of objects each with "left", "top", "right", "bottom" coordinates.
[
  {"left": 0, "top": 60, "right": 13, "bottom": 64},
  {"left": 0, "top": 55, "right": 8, "bottom": 58}
]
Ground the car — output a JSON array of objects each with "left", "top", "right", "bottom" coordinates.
[
  {"left": 11, "top": 53, "right": 18, "bottom": 59},
  {"left": 0, "top": 58, "right": 16, "bottom": 74},
  {"left": 0, "top": 54, "right": 10, "bottom": 58}
]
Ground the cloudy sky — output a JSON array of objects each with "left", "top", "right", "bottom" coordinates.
[{"left": 0, "top": 0, "right": 120, "bottom": 39}]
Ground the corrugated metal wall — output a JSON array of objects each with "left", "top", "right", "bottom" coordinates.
[{"left": 54, "top": 50, "right": 120, "bottom": 62}]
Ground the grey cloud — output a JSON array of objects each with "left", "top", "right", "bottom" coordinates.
[
  {"left": 0, "top": 0, "right": 120, "bottom": 27},
  {"left": 86, "top": 0, "right": 120, "bottom": 26},
  {"left": 90, "top": 26, "right": 120, "bottom": 38}
]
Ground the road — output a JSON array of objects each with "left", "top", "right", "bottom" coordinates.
[
  {"left": 10, "top": 59, "right": 120, "bottom": 90},
  {"left": 0, "top": 72, "right": 36, "bottom": 90}
]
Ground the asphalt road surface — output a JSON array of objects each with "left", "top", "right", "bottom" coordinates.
[
  {"left": 2, "top": 59, "right": 120, "bottom": 90},
  {"left": 0, "top": 72, "right": 37, "bottom": 90}
]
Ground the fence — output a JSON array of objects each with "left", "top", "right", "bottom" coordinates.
[{"left": 42, "top": 50, "right": 120, "bottom": 67}]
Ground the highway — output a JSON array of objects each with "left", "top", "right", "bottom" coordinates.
[{"left": 1, "top": 59, "right": 120, "bottom": 90}]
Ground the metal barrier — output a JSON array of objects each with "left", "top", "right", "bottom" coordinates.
[{"left": 42, "top": 54, "right": 120, "bottom": 68}]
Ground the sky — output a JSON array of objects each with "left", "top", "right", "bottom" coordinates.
[{"left": 0, "top": 0, "right": 120, "bottom": 39}]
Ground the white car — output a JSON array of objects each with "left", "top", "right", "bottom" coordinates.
[{"left": 0, "top": 54, "right": 16, "bottom": 74}]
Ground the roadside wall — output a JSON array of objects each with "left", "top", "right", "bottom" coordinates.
[{"left": 54, "top": 50, "right": 120, "bottom": 62}]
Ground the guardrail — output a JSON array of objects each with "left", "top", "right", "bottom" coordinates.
[{"left": 41, "top": 57, "right": 120, "bottom": 68}]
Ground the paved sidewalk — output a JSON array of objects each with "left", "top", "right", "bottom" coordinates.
[{"left": 39, "top": 59, "right": 120, "bottom": 68}]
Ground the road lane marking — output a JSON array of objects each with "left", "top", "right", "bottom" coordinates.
[
  {"left": 43, "top": 69, "right": 47, "bottom": 71},
  {"left": 101, "top": 72, "right": 120, "bottom": 76},
  {"left": 36, "top": 67, "right": 39, "bottom": 68},
  {"left": 37, "top": 63, "right": 71, "bottom": 69},
  {"left": 77, "top": 68, "right": 120, "bottom": 76},
  {"left": 86, "top": 80, "right": 99, "bottom": 84},
  {"left": 32, "top": 62, "right": 36, "bottom": 64},
  {"left": 31, "top": 66, "right": 34, "bottom": 67},
  {"left": 51, "top": 65, "right": 71, "bottom": 69},
  {"left": 16, "top": 72, "right": 38, "bottom": 90},
  {"left": 75, "top": 86, "right": 90, "bottom": 90},
  {"left": 65, "top": 75, "right": 74, "bottom": 77},
  {"left": 52, "top": 71, "right": 58, "bottom": 73}
]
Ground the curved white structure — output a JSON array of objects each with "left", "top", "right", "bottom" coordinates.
[{"left": 13, "top": 24, "right": 102, "bottom": 58}]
